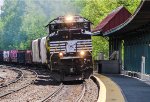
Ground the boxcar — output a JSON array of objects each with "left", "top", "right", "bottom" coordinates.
[
  {"left": 17, "top": 50, "right": 26, "bottom": 64},
  {"left": 40, "top": 37, "right": 47, "bottom": 64},
  {"left": 32, "top": 39, "right": 41, "bottom": 63},
  {"left": 9, "top": 50, "right": 18, "bottom": 63},
  {"left": 3, "top": 51, "right": 10, "bottom": 62},
  {"left": 25, "top": 50, "right": 32, "bottom": 64},
  {"left": 0, "top": 50, "right": 3, "bottom": 62}
]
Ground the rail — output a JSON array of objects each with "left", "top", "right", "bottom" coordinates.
[
  {"left": 75, "top": 82, "right": 86, "bottom": 102},
  {"left": 40, "top": 83, "right": 64, "bottom": 102},
  {"left": 0, "top": 67, "right": 38, "bottom": 98},
  {"left": 0, "top": 68, "right": 23, "bottom": 88}
]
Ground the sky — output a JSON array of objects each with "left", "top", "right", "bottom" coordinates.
[
  {"left": 0, "top": 0, "right": 3, "bottom": 6},
  {"left": 0, "top": 0, "right": 3, "bottom": 14}
]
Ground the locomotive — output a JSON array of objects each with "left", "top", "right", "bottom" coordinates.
[
  {"left": 0, "top": 15, "right": 93, "bottom": 81},
  {"left": 45, "top": 15, "right": 93, "bottom": 81}
]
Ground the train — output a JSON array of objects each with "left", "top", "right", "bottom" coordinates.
[{"left": 0, "top": 15, "right": 93, "bottom": 81}]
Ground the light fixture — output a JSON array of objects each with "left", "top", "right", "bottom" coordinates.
[
  {"left": 65, "top": 15, "right": 73, "bottom": 22},
  {"left": 80, "top": 51, "right": 85, "bottom": 56},
  {"left": 59, "top": 52, "right": 63, "bottom": 57}
]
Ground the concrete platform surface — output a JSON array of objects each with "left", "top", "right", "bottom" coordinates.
[{"left": 106, "top": 74, "right": 150, "bottom": 102}]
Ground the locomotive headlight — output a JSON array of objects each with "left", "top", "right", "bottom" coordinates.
[
  {"left": 59, "top": 52, "right": 63, "bottom": 57},
  {"left": 80, "top": 51, "right": 85, "bottom": 56},
  {"left": 65, "top": 15, "right": 73, "bottom": 22}
]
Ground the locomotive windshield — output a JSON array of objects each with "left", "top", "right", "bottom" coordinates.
[{"left": 46, "top": 15, "right": 92, "bottom": 41}]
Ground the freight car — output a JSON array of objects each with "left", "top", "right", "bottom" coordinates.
[
  {"left": 9, "top": 50, "right": 18, "bottom": 63},
  {"left": 32, "top": 37, "right": 47, "bottom": 64},
  {"left": 25, "top": 50, "right": 32, "bottom": 64},
  {"left": 0, "top": 50, "right": 3, "bottom": 63},
  {"left": 3, "top": 51, "right": 10, "bottom": 62},
  {"left": 17, "top": 50, "right": 26, "bottom": 64}
]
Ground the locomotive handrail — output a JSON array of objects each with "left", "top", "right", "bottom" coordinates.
[{"left": 49, "top": 51, "right": 56, "bottom": 70}]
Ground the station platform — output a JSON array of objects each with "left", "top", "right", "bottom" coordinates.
[
  {"left": 95, "top": 73, "right": 150, "bottom": 102},
  {"left": 106, "top": 74, "right": 150, "bottom": 102}
]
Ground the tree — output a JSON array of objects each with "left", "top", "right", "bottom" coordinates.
[
  {"left": 1, "top": 0, "right": 26, "bottom": 50},
  {"left": 0, "top": 0, "right": 81, "bottom": 50},
  {"left": 75, "top": 0, "right": 141, "bottom": 59}
]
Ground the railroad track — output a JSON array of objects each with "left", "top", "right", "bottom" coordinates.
[
  {"left": 75, "top": 82, "right": 86, "bottom": 102},
  {"left": 41, "top": 80, "right": 86, "bottom": 102},
  {"left": 0, "top": 65, "right": 97, "bottom": 102},
  {"left": 39, "top": 83, "right": 64, "bottom": 102},
  {"left": 0, "top": 67, "right": 38, "bottom": 98},
  {"left": 0, "top": 68, "right": 23, "bottom": 88}
]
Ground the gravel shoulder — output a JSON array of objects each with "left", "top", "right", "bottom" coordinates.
[{"left": 81, "top": 79, "right": 98, "bottom": 102}]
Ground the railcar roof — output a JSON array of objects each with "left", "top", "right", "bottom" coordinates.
[{"left": 92, "top": 6, "right": 131, "bottom": 33}]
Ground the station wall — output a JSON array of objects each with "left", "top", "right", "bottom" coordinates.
[{"left": 124, "top": 31, "right": 150, "bottom": 74}]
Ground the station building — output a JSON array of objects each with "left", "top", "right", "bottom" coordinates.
[{"left": 93, "top": 1, "right": 150, "bottom": 78}]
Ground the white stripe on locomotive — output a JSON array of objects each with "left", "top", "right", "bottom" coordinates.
[{"left": 49, "top": 40, "right": 92, "bottom": 53}]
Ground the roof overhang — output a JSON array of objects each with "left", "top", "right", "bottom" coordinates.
[{"left": 103, "top": 0, "right": 150, "bottom": 37}]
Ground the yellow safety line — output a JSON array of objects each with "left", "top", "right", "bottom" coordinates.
[
  {"left": 94, "top": 75, "right": 106, "bottom": 102},
  {"left": 94, "top": 74, "right": 125, "bottom": 102}
]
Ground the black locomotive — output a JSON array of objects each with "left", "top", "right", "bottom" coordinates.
[{"left": 45, "top": 15, "right": 93, "bottom": 81}]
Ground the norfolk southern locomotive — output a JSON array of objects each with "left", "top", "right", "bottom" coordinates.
[
  {"left": 46, "top": 15, "right": 93, "bottom": 81},
  {"left": 0, "top": 15, "right": 93, "bottom": 81}
]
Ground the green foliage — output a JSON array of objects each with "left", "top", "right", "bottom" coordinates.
[
  {"left": 92, "top": 36, "right": 109, "bottom": 59},
  {"left": 75, "top": 0, "right": 141, "bottom": 59},
  {"left": 0, "top": 0, "right": 25, "bottom": 50},
  {"left": 0, "top": 0, "right": 81, "bottom": 50}
]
